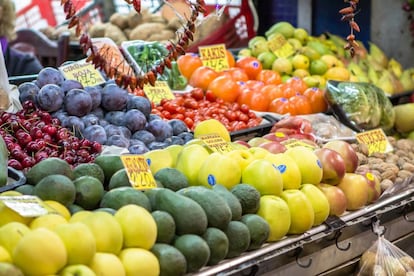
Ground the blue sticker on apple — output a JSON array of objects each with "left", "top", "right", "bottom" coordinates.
[
  {"left": 277, "top": 164, "right": 287, "bottom": 174},
  {"left": 317, "top": 159, "right": 322, "bottom": 168},
  {"left": 146, "top": 158, "right": 151, "bottom": 166},
  {"left": 207, "top": 174, "right": 216, "bottom": 186}
]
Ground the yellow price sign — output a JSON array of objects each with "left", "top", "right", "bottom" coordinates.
[
  {"left": 144, "top": 81, "right": 175, "bottom": 105},
  {"left": 120, "top": 155, "right": 157, "bottom": 190},
  {"left": 198, "top": 43, "right": 230, "bottom": 72},
  {"left": 356, "top": 128, "right": 393, "bottom": 156},
  {"left": 59, "top": 59, "right": 106, "bottom": 87},
  {"left": 199, "top": 133, "right": 233, "bottom": 153},
  {"left": 0, "top": 195, "right": 49, "bottom": 217},
  {"left": 281, "top": 138, "right": 317, "bottom": 150},
  {"left": 267, "top": 33, "right": 295, "bottom": 58}
]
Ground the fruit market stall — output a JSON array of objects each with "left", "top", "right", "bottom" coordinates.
[{"left": 1, "top": 0, "right": 414, "bottom": 275}]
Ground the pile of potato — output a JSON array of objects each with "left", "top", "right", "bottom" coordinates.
[{"left": 41, "top": 7, "right": 228, "bottom": 47}]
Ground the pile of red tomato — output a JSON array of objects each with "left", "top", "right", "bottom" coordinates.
[{"left": 176, "top": 53, "right": 328, "bottom": 116}]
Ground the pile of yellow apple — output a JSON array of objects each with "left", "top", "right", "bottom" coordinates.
[{"left": 144, "top": 119, "right": 381, "bottom": 241}]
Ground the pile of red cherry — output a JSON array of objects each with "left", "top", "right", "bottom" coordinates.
[{"left": 0, "top": 101, "right": 102, "bottom": 171}]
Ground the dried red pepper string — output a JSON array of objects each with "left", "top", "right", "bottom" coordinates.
[{"left": 340, "top": 0, "right": 361, "bottom": 57}]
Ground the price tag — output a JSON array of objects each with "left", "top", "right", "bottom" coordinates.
[
  {"left": 267, "top": 33, "right": 295, "bottom": 58},
  {"left": 0, "top": 195, "right": 49, "bottom": 217},
  {"left": 281, "top": 138, "right": 317, "bottom": 150},
  {"left": 198, "top": 43, "right": 230, "bottom": 72},
  {"left": 144, "top": 81, "right": 175, "bottom": 105},
  {"left": 199, "top": 133, "right": 233, "bottom": 153},
  {"left": 59, "top": 59, "right": 106, "bottom": 87},
  {"left": 356, "top": 128, "right": 393, "bottom": 156},
  {"left": 120, "top": 155, "right": 157, "bottom": 190}
]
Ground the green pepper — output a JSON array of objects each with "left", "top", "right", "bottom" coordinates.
[{"left": 167, "top": 61, "right": 187, "bottom": 90}]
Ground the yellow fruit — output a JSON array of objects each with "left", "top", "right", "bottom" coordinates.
[
  {"left": 272, "top": 57, "right": 293, "bottom": 75},
  {"left": 54, "top": 222, "right": 96, "bottom": 265},
  {"left": 0, "top": 245, "right": 11, "bottom": 262},
  {"left": 193, "top": 119, "right": 231, "bottom": 142},
  {"left": 143, "top": 149, "right": 174, "bottom": 175},
  {"left": 280, "top": 189, "right": 315, "bottom": 234},
  {"left": 291, "top": 54, "right": 310, "bottom": 70},
  {"left": 68, "top": 210, "right": 93, "bottom": 223},
  {"left": 119, "top": 248, "right": 160, "bottom": 276},
  {"left": 285, "top": 146, "right": 323, "bottom": 185},
  {"left": 164, "top": 144, "right": 183, "bottom": 167},
  {"left": 292, "top": 68, "right": 310, "bottom": 78},
  {"left": 13, "top": 228, "right": 67, "bottom": 276},
  {"left": 320, "top": 54, "right": 342, "bottom": 69},
  {"left": 324, "top": 67, "right": 351, "bottom": 82},
  {"left": 0, "top": 222, "right": 30, "bottom": 256},
  {"left": 114, "top": 205, "right": 157, "bottom": 250},
  {"left": 89, "top": 252, "right": 126, "bottom": 276},
  {"left": 264, "top": 153, "right": 302, "bottom": 190},
  {"left": 29, "top": 213, "right": 68, "bottom": 231},
  {"left": 0, "top": 191, "right": 22, "bottom": 196},
  {"left": 43, "top": 200, "right": 71, "bottom": 220},
  {"left": 80, "top": 211, "right": 123, "bottom": 255}
]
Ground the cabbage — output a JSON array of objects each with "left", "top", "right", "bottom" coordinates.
[{"left": 326, "top": 81, "right": 395, "bottom": 132}]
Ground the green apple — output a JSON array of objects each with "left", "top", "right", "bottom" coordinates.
[
  {"left": 175, "top": 144, "right": 211, "bottom": 186},
  {"left": 285, "top": 146, "right": 323, "bottom": 185},
  {"left": 337, "top": 173, "right": 369, "bottom": 211},
  {"left": 60, "top": 264, "right": 96, "bottom": 276},
  {"left": 257, "top": 51, "right": 277, "bottom": 70},
  {"left": 143, "top": 149, "right": 174, "bottom": 175},
  {"left": 197, "top": 152, "right": 241, "bottom": 189},
  {"left": 280, "top": 189, "right": 314, "bottom": 234},
  {"left": 225, "top": 149, "right": 255, "bottom": 171},
  {"left": 256, "top": 195, "right": 291, "bottom": 242},
  {"left": 241, "top": 159, "right": 283, "bottom": 196},
  {"left": 248, "top": 146, "right": 270, "bottom": 160},
  {"left": 300, "top": 184, "right": 330, "bottom": 226},
  {"left": 264, "top": 153, "right": 301, "bottom": 190},
  {"left": 250, "top": 40, "right": 270, "bottom": 57}
]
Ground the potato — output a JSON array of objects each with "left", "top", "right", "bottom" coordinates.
[
  {"left": 104, "top": 23, "right": 128, "bottom": 45},
  {"left": 127, "top": 10, "right": 144, "bottom": 28},
  {"left": 147, "top": 30, "right": 176, "bottom": 42},
  {"left": 167, "top": 17, "right": 183, "bottom": 31},
  {"left": 89, "top": 22, "right": 107, "bottom": 38},
  {"left": 129, "top": 22, "right": 166, "bottom": 41},
  {"left": 110, "top": 13, "right": 129, "bottom": 30}
]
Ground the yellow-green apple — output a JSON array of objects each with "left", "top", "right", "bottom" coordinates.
[
  {"left": 323, "top": 140, "right": 359, "bottom": 173},
  {"left": 241, "top": 159, "right": 283, "bottom": 196},
  {"left": 300, "top": 184, "right": 330, "bottom": 226},
  {"left": 232, "top": 140, "right": 251, "bottom": 149},
  {"left": 264, "top": 153, "right": 302, "bottom": 190},
  {"left": 356, "top": 170, "right": 381, "bottom": 204},
  {"left": 197, "top": 152, "right": 241, "bottom": 189},
  {"left": 258, "top": 141, "right": 287, "bottom": 154},
  {"left": 262, "top": 132, "right": 290, "bottom": 143},
  {"left": 337, "top": 173, "right": 369, "bottom": 211},
  {"left": 225, "top": 149, "right": 256, "bottom": 171},
  {"left": 175, "top": 144, "right": 211, "bottom": 186},
  {"left": 247, "top": 137, "right": 270, "bottom": 147},
  {"left": 317, "top": 183, "right": 348, "bottom": 216},
  {"left": 60, "top": 264, "right": 96, "bottom": 276},
  {"left": 248, "top": 146, "right": 270, "bottom": 160},
  {"left": 143, "top": 148, "right": 174, "bottom": 175},
  {"left": 314, "top": 148, "right": 346, "bottom": 185},
  {"left": 280, "top": 189, "right": 315, "bottom": 234},
  {"left": 256, "top": 195, "right": 291, "bottom": 242},
  {"left": 284, "top": 146, "right": 323, "bottom": 185}
]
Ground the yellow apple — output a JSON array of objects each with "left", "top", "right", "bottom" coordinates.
[
  {"left": 285, "top": 146, "right": 323, "bottom": 185},
  {"left": 256, "top": 195, "right": 291, "bottom": 242},
  {"left": 280, "top": 189, "right": 314, "bottom": 234},
  {"left": 248, "top": 147, "right": 270, "bottom": 160},
  {"left": 60, "top": 264, "right": 96, "bottom": 276},
  {"left": 337, "top": 173, "right": 369, "bottom": 211},
  {"left": 264, "top": 153, "right": 302, "bottom": 190},
  {"left": 247, "top": 137, "right": 270, "bottom": 147},
  {"left": 143, "top": 149, "right": 173, "bottom": 175},
  {"left": 175, "top": 144, "right": 211, "bottom": 186},
  {"left": 225, "top": 149, "right": 256, "bottom": 171},
  {"left": 197, "top": 152, "right": 242, "bottom": 189},
  {"left": 241, "top": 159, "right": 283, "bottom": 196},
  {"left": 300, "top": 184, "right": 330, "bottom": 226}
]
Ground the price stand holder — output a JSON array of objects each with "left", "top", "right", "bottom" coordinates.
[
  {"left": 59, "top": 59, "right": 106, "bottom": 87},
  {"left": 198, "top": 43, "right": 230, "bottom": 72},
  {"left": 120, "top": 155, "right": 157, "bottom": 190},
  {"left": 356, "top": 128, "right": 393, "bottom": 156}
]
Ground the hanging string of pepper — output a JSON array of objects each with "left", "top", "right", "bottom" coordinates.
[
  {"left": 339, "top": 0, "right": 360, "bottom": 57},
  {"left": 59, "top": 0, "right": 207, "bottom": 90}
]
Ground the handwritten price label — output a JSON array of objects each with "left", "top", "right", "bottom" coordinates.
[
  {"left": 267, "top": 33, "right": 295, "bottom": 58},
  {"left": 144, "top": 81, "right": 175, "bottom": 105},
  {"left": 59, "top": 59, "right": 106, "bottom": 87},
  {"left": 0, "top": 195, "right": 49, "bottom": 217},
  {"left": 281, "top": 138, "right": 317, "bottom": 150},
  {"left": 199, "top": 133, "right": 233, "bottom": 153},
  {"left": 120, "top": 155, "right": 157, "bottom": 190},
  {"left": 199, "top": 44, "right": 229, "bottom": 72},
  {"left": 356, "top": 128, "right": 393, "bottom": 156}
]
